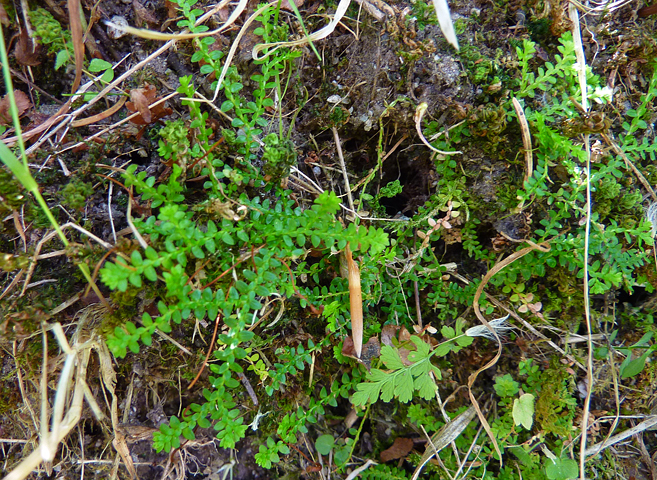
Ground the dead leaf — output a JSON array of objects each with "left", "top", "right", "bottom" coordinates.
[
  {"left": 165, "top": 0, "right": 178, "bottom": 18},
  {"left": 68, "top": 0, "right": 84, "bottom": 95},
  {"left": 342, "top": 336, "right": 358, "bottom": 359},
  {"left": 280, "top": 0, "right": 305, "bottom": 10},
  {"left": 399, "top": 326, "right": 411, "bottom": 343},
  {"left": 14, "top": 29, "right": 42, "bottom": 66},
  {"left": 133, "top": 0, "right": 160, "bottom": 26},
  {"left": 380, "top": 437, "right": 414, "bottom": 462},
  {"left": 0, "top": 3, "right": 9, "bottom": 26},
  {"left": 381, "top": 324, "right": 400, "bottom": 347},
  {"left": 125, "top": 84, "right": 172, "bottom": 125},
  {"left": 0, "top": 90, "right": 32, "bottom": 125},
  {"left": 71, "top": 96, "right": 127, "bottom": 127},
  {"left": 128, "top": 88, "right": 152, "bottom": 124},
  {"left": 342, "top": 336, "right": 380, "bottom": 370}
]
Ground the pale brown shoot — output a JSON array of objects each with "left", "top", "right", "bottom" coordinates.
[{"left": 345, "top": 245, "right": 363, "bottom": 359}]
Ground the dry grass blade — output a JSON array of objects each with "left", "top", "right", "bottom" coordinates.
[
  {"left": 469, "top": 240, "right": 551, "bottom": 465},
  {"left": 345, "top": 245, "right": 363, "bottom": 358},
  {"left": 584, "top": 415, "right": 657, "bottom": 457},
  {"left": 71, "top": 97, "right": 127, "bottom": 128},
  {"left": 68, "top": 0, "right": 83, "bottom": 95},
  {"left": 4, "top": 321, "right": 115, "bottom": 480},
  {"left": 568, "top": 6, "right": 595, "bottom": 479},
  {"left": 569, "top": 4, "right": 587, "bottom": 112},
  {"left": 431, "top": 0, "right": 459, "bottom": 51},
  {"left": 252, "top": 0, "right": 352, "bottom": 61},
  {"left": 411, "top": 406, "right": 477, "bottom": 480},
  {"left": 104, "top": 0, "right": 244, "bottom": 41},
  {"left": 512, "top": 97, "right": 533, "bottom": 184},
  {"left": 414, "top": 103, "right": 462, "bottom": 155}
]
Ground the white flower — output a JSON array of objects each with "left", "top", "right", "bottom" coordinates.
[
  {"left": 571, "top": 62, "right": 585, "bottom": 74},
  {"left": 591, "top": 86, "right": 614, "bottom": 104},
  {"left": 465, "top": 315, "right": 514, "bottom": 341}
]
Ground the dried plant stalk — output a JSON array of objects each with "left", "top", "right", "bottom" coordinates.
[
  {"left": 345, "top": 245, "right": 363, "bottom": 358},
  {"left": 512, "top": 97, "right": 533, "bottom": 184}
]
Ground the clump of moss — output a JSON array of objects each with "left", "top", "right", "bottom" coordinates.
[
  {"left": 0, "top": 169, "right": 27, "bottom": 218},
  {"left": 60, "top": 179, "right": 94, "bottom": 211}
]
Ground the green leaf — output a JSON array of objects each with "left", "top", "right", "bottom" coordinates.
[
  {"left": 222, "top": 232, "right": 235, "bottom": 245},
  {"left": 414, "top": 373, "right": 437, "bottom": 400},
  {"left": 55, "top": 49, "right": 70, "bottom": 70},
  {"left": 545, "top": 456, "right": 578, "bottom": 480},
  {"left": 512, "top": 393, "right": 535, "bottom": 430},
  {"left": 131, "top": 250, "right": 143, "bottom": 265},
  {"left": 129, "top": 273, "right": 142, "bottom": 287},
  {"left": 441, "top": 325, "right": 456, "bottom": 339},
  {"left": 494, "top": 374, "right": 519, "bottom": 397},
  {"left": 314, "top": 434, "right": 335, "bottom": 455},
  {"left": 395, "top": 370, "right": 414, "bottom": 403},
  {"left": 89, "top": 58, "right": 113, "bottom": 72},
  {"left": 380, "top": 345, "right": 404, "bottom": 370},
  {"left": 409, "top": 335, "right": 431, "bottom": 357},
  {"left": 620, "top": 348, "right": 653, "bottom": 379},
  {"left": 144, "top": 265, "right": 157, "bottom": 282}
]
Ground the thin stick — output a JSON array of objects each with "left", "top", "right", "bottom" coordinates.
[
  {"left": 332, "top": 127, "right": 355, "bottom": 213},
  {"left": 108, "top": 177, "right": 117, "bottom": 244},
  {"left": 569, "top": 5, "right": 594, "bottom": 479},
  {"left": 414, "top": 280, "right": 422, "bottom": 329},
  {"left": 584, "top": 415, "right": 657, "bottom": 457},
  {"left": 14, "top": 341, "right": 38, "bottom": 433},
  {"left": 187, "top": 312, "right": 222, "bottom": 390},
  {"left": 126, "top": 187, "right": 148, "bottom": 250},
  {"left": 601, "top": 133, "right": 657, "bottom": 202}
]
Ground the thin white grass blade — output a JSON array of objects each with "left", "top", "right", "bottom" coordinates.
[
  {"left": 431, "top": 0, "right": 459, "bottom": 51},
  {"left": 252, "top": 0, "right": 352, "bottom": 60}
]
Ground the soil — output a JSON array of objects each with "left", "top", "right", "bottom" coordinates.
[{"left": 1, "top": 0, "right": 657, "bottom": 479}]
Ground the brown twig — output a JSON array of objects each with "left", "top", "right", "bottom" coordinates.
[
  {"left": 187, "top": 310, "right": 223, "bottom": 391},
  {"left": 237, "top": 372, "right": 258, "bottom": 406}
]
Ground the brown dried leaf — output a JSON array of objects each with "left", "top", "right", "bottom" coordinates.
[
  {"left": 280, "top": 0, "right": 305, "bottom": 10},
  {"left": 0, "top": 90, "right": 32, "bottom": 125},
  {"left": 380, "top": 437, "right": 414, "bottom": 462},
  {"left": 165, "top": 0, "right": 178, "bottom": 18},
  {"left": 133, "top": 0, "right": 160, "bottom": 26},
  {"left": 128, "top": 88, "right": 152, "bottom": 124},
  {"left": 381, "top": 324, "right": 400, "bottom": 347},
  {"left": 14, "top": 29, "right": 42, "bottom": 66},
  {"left": 399, "top": 326, "right": 411, "bottom": 343},
  {"left": 67, "top": 0, "right": 84, "bottom": 95},
  {"left": 0, "top": 3, "right": 9, "bottom": 26},
  {"left": 125, "top": 84, "right": 172, "bottom": 125},
  {"left": 342, "top": 336, "right": 380, "bottom": 371},
  {"left": 398, "top": 347, "right": 413, "bottom": 366}
]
